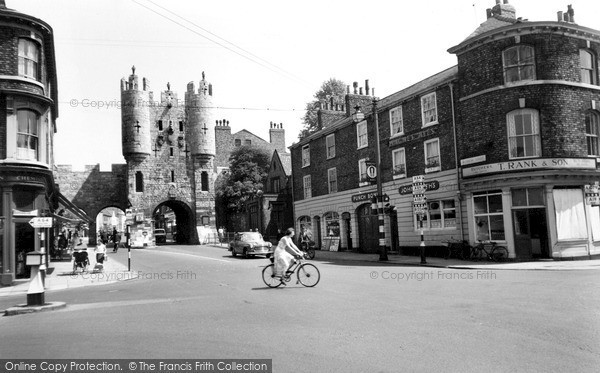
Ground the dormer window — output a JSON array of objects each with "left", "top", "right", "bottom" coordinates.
[{"left": 503, "top": 45, "right": 535, "bottom": 83}]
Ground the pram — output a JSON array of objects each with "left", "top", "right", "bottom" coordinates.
[{"left": 72, "top": 249, "right": 90, "bottom": 273}]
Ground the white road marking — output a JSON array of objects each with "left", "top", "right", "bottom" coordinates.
[{"left": 145, "top": 249, "right": 232, "bottom": 263}]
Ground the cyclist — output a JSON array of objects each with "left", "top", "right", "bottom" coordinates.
[{"left": 273, "top": 227, "right": 305, "bottom": 285}]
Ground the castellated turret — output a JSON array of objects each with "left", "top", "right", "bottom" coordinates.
[
  {"left": 185, "top": 72, "right": 215, "bottom": 160},
  {"left": 121, "top": 66, "right": 151, "bottom": 161}
]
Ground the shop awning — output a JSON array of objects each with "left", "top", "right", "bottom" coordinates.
[{"left": 56, "top": 192, "right": 92, "bottom": 223}]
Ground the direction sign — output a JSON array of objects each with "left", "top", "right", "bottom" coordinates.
[
  {"left": 412, "top": 175, "right": 424, "bottom": 183},
  {"left": 413, "top": 196, "right": 427, "bottom": 203},
  {"left": 29, "top": 217, "right": 53, "bottom": 228},
  {"left": 366, "top": 165, "right": 377, "bottom": 179}
]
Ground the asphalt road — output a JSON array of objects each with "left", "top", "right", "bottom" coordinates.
[{"left": 1, "top": 244, "right": 599, "bottom": 372}]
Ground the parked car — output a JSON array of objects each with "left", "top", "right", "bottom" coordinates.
[
  {"left": 154, "top": 229, "right": 166, "bottom": 244},
  {"left": 229, "top": 232, "right": 273, "bottom": 258}
]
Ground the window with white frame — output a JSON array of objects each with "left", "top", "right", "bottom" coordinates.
[
  {"left": 421, "top": 92, "right": 438, "bottom": 126},
  {"left": 328, "top": 168, "right": 337, "bottom": 193},
  {"left": 358, "top": 159, "right": 368, "bottom": 184},
  {"left": 473, "top": 190, "right": 505, "bottom": 241},
  {"left": 390, "top": 106, "right": 403, "bottom": 136},
  {"left": 303, "top": 175, "right": 312, "bottom": 199},
  {"left": 586, "top": 111, "right": 600, "bottom": 156},
  {"left": 580, "top": 49, "right": 597, "bottom": 85},
  {"left": 16, "top": 109, "right": 39, "bottom": 161},
  {"left": 392, "top": 148, "right": 406, "bottom": 178},
  {"left": 302, "top": 144, "right": 310, "bottom": 167},
  {"left": 503, "top": 45, "right": 535, "bottom": 83},
  {"left": 18, "top": 39, "right": 39, "bottom": 80},
  {"left": 326, "top": 134, "right": 335, "bottom": 159},
  {"left": 507, "top": 109, "right": 541, "bottom": 159},
  {"left": 424, "top": 138, "right": 440, "bottom": 172},
  {"left": 414, "top": 199, "right": 456, "bottom": 229},
  {"left": 357, "top": 121, "right": 368, "bottom": 149}
]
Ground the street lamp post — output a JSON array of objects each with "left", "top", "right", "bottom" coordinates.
[{"left": 353, "top": 101, "right": 388, "bottom": 261}]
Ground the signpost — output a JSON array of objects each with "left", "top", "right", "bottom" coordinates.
[
  {"left": 412, "top": 175, "right": 427, "bottom": 264},
  {"left": 28, "top": 217, "right": 53, "bottom": 228}
]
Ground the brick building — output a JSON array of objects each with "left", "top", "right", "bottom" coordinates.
[
  {"left": 291, "top": 0, "right": 600, "bottom": 260},
  {"left": 0, "top": 0, "right": 60, "bottom": 284}
]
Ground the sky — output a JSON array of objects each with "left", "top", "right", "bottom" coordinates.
[{"left": 11, "top": 0, "right": 600, "bottom": 170}]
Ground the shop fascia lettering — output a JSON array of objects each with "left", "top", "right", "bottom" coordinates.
[{"left": 462, "top": 158, "right": 596, "bottom": 177}]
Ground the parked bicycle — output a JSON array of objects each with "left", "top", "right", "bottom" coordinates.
[
  {"left": 470, "top": 241, "right": 509, "bottom": 262},
  {"left": 442, "top": 238, "right": 470, "bottom": 260},
  {"left": 262, "top": 256, "right": 320, "bottom": 288}
]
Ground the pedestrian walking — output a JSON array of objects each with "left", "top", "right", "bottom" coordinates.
[
  {"left": 112, "top": 228, "right": 119, "bottom": 252},
  {"left": 95, "top": 239, "right": 107, "bottom": 271}
]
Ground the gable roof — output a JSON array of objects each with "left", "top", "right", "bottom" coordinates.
[{"left": 270, "top": 149, "right": 291, "bottom": 176}]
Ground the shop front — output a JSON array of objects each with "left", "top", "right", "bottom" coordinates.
[
  {"left": 0, "top": 166, "right": 57, "bottom": 285},
  {"left": 462, "top": 158, "right": 600, "bottom": 260}
]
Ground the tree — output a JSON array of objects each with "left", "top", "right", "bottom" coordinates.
[
  {"left": 298, "top": 78, "right": 347, "bottom": 140},
  {"left": 215, "top": 145, "right": 271, "bottom": 214}
]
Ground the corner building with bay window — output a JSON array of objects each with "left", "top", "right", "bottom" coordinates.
[
  {"left": 450, "top": 1, "right": 600, "bottom": 260},
  {"left": 291, "top": 1, "right": 600, "bottom": 260},
  {"left": 0, "top": 1, "right": 60, "bottom": 284}
]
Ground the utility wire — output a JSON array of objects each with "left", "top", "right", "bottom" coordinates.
[{"left": 131, "top": 0, "right": 310, "bottom": 87}]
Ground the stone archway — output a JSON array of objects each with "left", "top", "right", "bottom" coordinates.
[{"left": 153, "top": 200, "right": 197, "bottom": 244}]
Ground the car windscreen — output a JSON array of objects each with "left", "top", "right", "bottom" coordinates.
[{"left": 240, "top": 233, "right": 262, "bottom": 241}]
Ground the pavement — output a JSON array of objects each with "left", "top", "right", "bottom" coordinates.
[
  {"left": 311, "top": 249, "right": 600, "bottom": 271},
  {"left": 0, "top": 247, "right": 136, "bottom": 300}
]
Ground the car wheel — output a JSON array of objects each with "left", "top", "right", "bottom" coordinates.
[
  {"left": 231, "top": 248, "right": 237, "bottom": 257},
  {"left": 243, "top": 248, "right": 249, "bottom": 259}
]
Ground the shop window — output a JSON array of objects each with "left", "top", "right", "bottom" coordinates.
[
  {"left": 421, "top": 92, "right": 438, "bottom": 127},
  {"left": 414, "top": 199, "right": 456, "bottom": 229},
  {"left": 585, "top": 111, "right": 600, "bottom": 156},
  {"left": 13, "top": 189, "right": 36, "bottom": 211},
  {"left": 503, "top": 45, "right": 535, "bottom": 83},
  {"left": 357, "top": 121, "right": 368, "bottom": 149},
  {"left": 17, "top": 109, "right": 40, "bottom": 161},
  {"left": 392, "top": 148, "right": 406, "bottom": 178},
  {"left": 18, "top": 39, "right": 39, "bottom": 80},
  {"left": 135, "top": 171, "right": 144, "bottom": 192},
  {"left": 303, "top": 175, "right": 311, "bottom": 199},
  {"left": 390, "top": 106, "right": 404, "bottom": 136},
  {"left": 302, "top": 145, "right": 310, "bottom": 167},
  {"left": 298, "top": 216, "right": 312, "bottom": 239},
  {"left": 324, "top": 212, "right": 340, "bottom": 237},
  {"left": 580, "top": 49, "right": 597, "bottom": 85},
  {"left": 507, "top": 109, "right": 540, "bottom": 159},
  {"left": 553, "top": 189, "right": 587, "bottom": 240},
  {"left": 473, "top": 191, "right": 505, "bottom": 241},
  {"left": 326, "top": 134, "right": 335, "bottom": 159},
  {"left": 328, "top": 168, "right": 337, "bottom": 194}
]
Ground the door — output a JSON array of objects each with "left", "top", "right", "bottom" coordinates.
[
  {"left": 15, "top": 222, "right": 35, "bottom": 278},
  {"left": 513, "top": 208, "right": 549, "bottom": 259},
  {"left": 357, "top": 204, "right": 378, "bottom": 253}
]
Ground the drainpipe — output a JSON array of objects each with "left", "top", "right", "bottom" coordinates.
[{"left": 449, "top": 82, "right": 465, "bottom": 242}]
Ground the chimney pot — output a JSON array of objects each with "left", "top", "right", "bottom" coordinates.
[{"left": 365, "top": 79, "right": 370, "bottom": 96}]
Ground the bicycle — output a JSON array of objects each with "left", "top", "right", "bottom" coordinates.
[
  {"left": 300, "top": 240, "right": 316, "bottom": 260},
  {"left": 442, "top": 238, "right": 470, "bottom": 260},
  {"left": 262, "top": 256, "right": 320, "bottom": 288},
  {"left": 470, "top": 241, "right": 509, "bottom": 262}
]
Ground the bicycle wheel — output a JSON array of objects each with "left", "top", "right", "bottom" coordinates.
[
  {"left": 297, "top": 263, "right": 320, "bottom": 287},
  {"left": 492, "top": 246, "right": 509, "bottom": 262},
  {"left": 262, "top": 264, "right": 282, "bottom": 288},
  {"left": 470, "top": 246, "right": 481, "bottom": 261}
]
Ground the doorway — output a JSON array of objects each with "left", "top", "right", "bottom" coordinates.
[
  {"left": 513, "top": 208, "right": 549, "bottom": 259},
  {"left": 357, "top": 203, "right": 378, "bottom": 253}
]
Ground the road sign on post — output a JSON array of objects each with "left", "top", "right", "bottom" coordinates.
[
  {"left": 412, "top": 175, "right": 427, "bottom": 264},
  {"left": 29, "top": 217, "right": 53, "bottom": 228}
]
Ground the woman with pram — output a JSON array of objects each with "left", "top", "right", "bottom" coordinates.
[{"left": 72, "top": 247, "right": 89, "bottom": 273}]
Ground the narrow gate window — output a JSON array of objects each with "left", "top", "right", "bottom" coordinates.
[
  {"left": 135, "top": 171, "right": 144, "bottom": 192},
  {"left": 201, "top": 171, "right": 209, "bottom": 191}
]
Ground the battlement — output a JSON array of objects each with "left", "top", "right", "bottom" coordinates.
[{"left": 120, "top": 66, "right": 149, "bottom": 92}]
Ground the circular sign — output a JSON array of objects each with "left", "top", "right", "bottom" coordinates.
[{"left": 366, "top": 165, "right": 377, "bottom": 178}]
